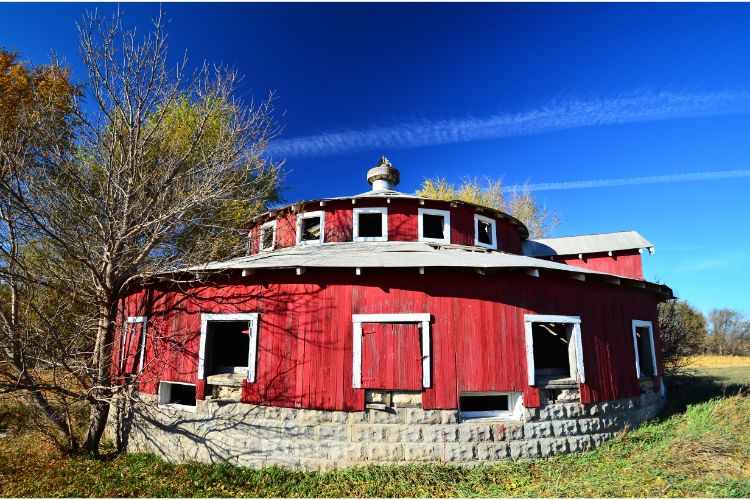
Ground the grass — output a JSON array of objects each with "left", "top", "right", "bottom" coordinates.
[{"left": 1, "top": 362, "right": 749, "bottom": 497}]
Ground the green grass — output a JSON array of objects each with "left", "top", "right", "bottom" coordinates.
[{"left": 1, "top": 365, "right": 749, "bottom": 497}]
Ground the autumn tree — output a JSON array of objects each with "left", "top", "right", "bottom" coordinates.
[
  {"left": 0, "top": 10, "right": 282, "bottom": 455},
  {"left": 416, "top": 177, "right": 559, "bottom": 238},
  {"left": 657, "top": 299, "right": 707, "bottom": 375}
]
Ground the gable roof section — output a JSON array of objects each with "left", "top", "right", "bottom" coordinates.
[{"left": 522, "top": 230, "right": 654, "bottom": 257}]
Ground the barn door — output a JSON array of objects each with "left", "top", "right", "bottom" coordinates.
[
  {"left": 121, "top": 319, "right": 145, "bottom": 376},
  {"left": 360, "top": 323, "right": 422, "bottom": 390}
]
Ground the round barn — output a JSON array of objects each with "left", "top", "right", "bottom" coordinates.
[{"left": 111, "top": 157, "right": 671, "bottom": 469}]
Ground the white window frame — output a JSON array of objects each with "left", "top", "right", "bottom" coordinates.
[
  {"left": 418, "top": 208, "right": 451, "bottom": 244},
  {"left": 198, "top": 313, "right": 259, "bottom": 382},
  {"left": 158, "top": 381, "right": 197, "bottom": 412},
  {"left": 119, "top": 316, "right": 147, "bottom": 375},
  {"left": 296, "top": 210, "right": 325, "bottom": 246},
  {"left": 459, "top": 391, "right": 524, "bottom": 421},
  {"left": 524, "top": 314, "right": 585, "bottom": 386},
  {"left": 474, "top": 214, "right": 498, "bottom": 250},
  {"left": 260, "top": 220, "right": 277, "bottom": 252},
  {"left": 352, "top": 313, "right": 431, "bottom": 389},
  {"left": 631, "top": 320, "right": 658, "bottom": 378},
  {"left": 353, "top": 207, "right": 388, "bottom": 242}
]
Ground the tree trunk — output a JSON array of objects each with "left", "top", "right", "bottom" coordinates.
[{"left": 83, "top": 301, "right": 117, "bottom": 455}]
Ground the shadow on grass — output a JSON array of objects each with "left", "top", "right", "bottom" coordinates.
[{"left": 661, "top": 373, "right": 748, "bottom": 419}]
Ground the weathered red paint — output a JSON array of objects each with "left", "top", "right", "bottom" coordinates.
[
  {"left": 115, "top": 267, "right": 663, "bottom": 412},
  {"left": 361, "top": 323, "right": 422, "bottom": 390},
  {"left": 553, "top": 250, "right": 644, "bottom": 280}
]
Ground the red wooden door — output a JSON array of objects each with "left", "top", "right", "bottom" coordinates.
[
  {"left": 361, "top": 323, "right": 422, "bottom": 390},
  {"left": 121, "top": 322, "right": 144, "bottom": 375}
]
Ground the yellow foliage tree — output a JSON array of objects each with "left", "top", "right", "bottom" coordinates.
[{"left": 416, "top": 177, "right": 559, "bottom": 238}]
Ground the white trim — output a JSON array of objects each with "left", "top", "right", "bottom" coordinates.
[
  {"left": 352, "top": 313, "right": 431, "bottom": 389},
  {"left": 296, "top": 210, "right": 325, "bottom": 246},
  {"left": 158, "top": 381, "right": 197, "bottom": 412},
  {"left": 417, "top": 208, "right": 451, "bottom": 244},
  {"left": 353, "top": 207, "right": 388, "bottom": 242},
  {"left": 260, "top": 220, "right": 277, "bottom": 252},
  {"left": 524, "top": 314, "right": 585, "bottom": 386},
  {"left": 631, "top": 320, "right": 658, "bottom": 378},
  {"left": 459, "top": 391, "right": 523, "bottom": 421},
  {"left": 474, "top": 214, "right": 498, "bottom": 250},
  {"left": 120, "top": 316, "right": 147, "bottom": 375},
  {"left": 198, "top": 313, "right": 259, "bottom": 382}
]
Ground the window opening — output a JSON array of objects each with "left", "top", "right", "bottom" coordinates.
[
  {"left": 632, "top": 321, "right": 657, "bottom": 378},
  {"left": 159, "top": 382, "right": 197, "bottom": 409},
  {"left": 531, "top": 322, "right": 577, "bottom": 381},
  {"left": 297, "top": 211, "right": 325, "bottom": 245},
  {"left": 474, "top": 214, "right": 497, "bottom": 249},
  {"left": 459, "top": 392, "right": 522, "bottom": 420},
  {"left": 359, "top": 213, "right": 383, "bottom": 238},
  {"left": 260, "top": 221, "right": 276, "bottom": 251},
  {"left": 204, "top": 321, "right": 252, "bottom": 376},
  {"left": 418, "top": 208, "right": 451, "bottom": 244}
]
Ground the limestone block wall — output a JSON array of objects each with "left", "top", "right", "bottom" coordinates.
[{"left": 107, "top": 388, "right": 665, "bottom": 471}]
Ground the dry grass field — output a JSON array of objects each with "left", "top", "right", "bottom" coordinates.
[{"left": 687, "top": 355, "right": 750, "bottom": 368}]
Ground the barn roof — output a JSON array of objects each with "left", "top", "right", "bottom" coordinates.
[
  {"left": 522, "top": 230, "right": 655, "bottom": 257},
  {"left": 186, "top": 241, "right": 671, "bottom": 297}
]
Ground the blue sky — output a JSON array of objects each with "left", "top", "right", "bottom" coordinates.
[{"left": 2, "top": 2, "right": 749, "bottom": 316}]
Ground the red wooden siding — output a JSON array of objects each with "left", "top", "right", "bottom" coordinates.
[
  {"left": 247, "top": 199, "right": 524, "bottom": 254},
  {"left": 117, "top": 268, "right": 662, "bottom": 412},
  {"left": 554, "top": 250, "right": 644, "bottom": 280},
  {"left": 361, "top": 323, "right": 422, "bottom": 390}
]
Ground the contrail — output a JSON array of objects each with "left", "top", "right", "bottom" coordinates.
[
  {"left": 268, "top": 90, "right": 750, "bottom": 159},
  {"left": 502, "top": 169, "right": 750, "bottom": 193}
]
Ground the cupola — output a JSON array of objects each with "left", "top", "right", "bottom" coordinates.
[{"left": 366, "top": 156, "right": 400, "bottom": 191}]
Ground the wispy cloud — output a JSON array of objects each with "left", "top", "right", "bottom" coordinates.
[
  {"left": 502, "top": 169, "right": 750, "bottom": 193},
  {"left": 268, "top": 89, "right": 750, "bottom": 159}
]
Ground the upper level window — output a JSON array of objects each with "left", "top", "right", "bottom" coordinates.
[
  {"left": 260, "top": 220, "right": 276, "bottom": 251},
  {"left": 297, "top": 211, "right": 325, "bottom": 245},
  {"left": 474, "top": 214, "right": 498, "bottom": 250},
  {"left": 418, "top": 208, "right": 451, "bottom": 244},
  {"left": 632, "top": 320, "right": 657, "bottom": 379},
  {"left": 353, "top": 207, "right": 388, "bottom": 242},
  {"left": 524, "top": 314, "right": 585, "bottom": 387}
]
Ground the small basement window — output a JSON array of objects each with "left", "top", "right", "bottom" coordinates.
[
  {"left": 297, "top": 211, "right": 325, "bottom": 245},
  {"left": 158, "top": 381, "right": 197, "bottom": 410},
  {"left": 474, "top": 214, "right": 498, "bottom": 250},
  {"left": 524, "top": 315, "right": 585, "bottom": 387},
  {"left": 632, "top": 320, "right": 657, "bottom": 378},
  {"left": 418, "top": 208, "right": 451, "bottom": 244},
  {"left": 460, "top": 392, "right": 522, "bottom": 420},
  {"left": 260, "top": 221, "right": 276, "bottom": 251},
  {"left": 354, "top": 207, "right": 387, "bottom": 241}
]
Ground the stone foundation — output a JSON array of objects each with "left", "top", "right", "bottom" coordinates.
[{"left": 108, "top": 388, "right": 665, "bottom": 471}]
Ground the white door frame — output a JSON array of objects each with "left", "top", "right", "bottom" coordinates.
[
  {"left": 352, "top": 313, "right": 431, "bottom": 389},
  {"left": 631, "top": 320, "right": 658, "bottom": 378},
  {"left": 120, "top": 316, "right": 147, "bottom": 375},
  {"left": 198, "top": 313, "right": 259, "bottom": 382}
]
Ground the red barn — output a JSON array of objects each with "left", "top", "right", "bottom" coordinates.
[{"left": 111, "top": 157, "right": 671, "bottom": 469}]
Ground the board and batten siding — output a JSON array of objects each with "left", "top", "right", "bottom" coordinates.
[{"left": 115, "top": 268, "right": 662, "bottom": 411}]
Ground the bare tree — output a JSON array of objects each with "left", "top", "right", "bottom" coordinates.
[
  {"left": 657, "top": 299, "right": 707, "bottom": 375},
  {"left": 707, "top": 308, "right": 750, "bottom": 356},
  {"left": 0, "top": 10, "right": 282, "bottom": 454}
]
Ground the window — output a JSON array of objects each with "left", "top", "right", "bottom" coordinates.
[
  {"left": 459, "top": 392, "right": 523, "bottom": 420},
  {"left": 632, "top": 320, "right": 658, "bottom": 378},
  {"left": 158, "top": 381, "right": 197, "bottom": 410},
  {"left": 198, "top": 313, "right": 259, "bottom": 382},
  {"left": 474, "top": 214, "right": 498, "bottom": 250},
  {"left": 524, "top": 314, "right": 585, "bottom": 386},
  {"left": 353, "top": 207, "right": 388, "bottom": 242},
  {"left": 260, "top": 220, "right": 276, "bottom": 251},
  {"left": 418, "top": 208, "right": 451, "bottom": 244},
  {"left": 296, "top": 211, "right": 325, "bottom": 245},
  {"left": 120, "top": 316, "right": 147, "bottom": 376}
]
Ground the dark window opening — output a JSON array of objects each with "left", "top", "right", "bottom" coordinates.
[
  {"left": 261, "top": 226, "right": 274, "bottom": 250},
  {"left": 358, "top": 213, "right": 383, "bottom": 238},
  {"left": 460, "top": 394, "right": 509, "bottom": 412},
  {"left": 423, "top": 214, "right": 445, "bottom": 239},
  {"left": 204, "top": 321, "right": 250, "bottom": 376},
  {"left": 635, "top": 327, "right": 655, "bottom": 377},
  {"left": 161, "top": 383, "right": 196, "bottom": 407},
  {"left": 477, "top": 220, "right": 493, "bottom": 245},
  {"left": 532, "top": 322, "right": 575, "bottom": 380},
  {"left": 300, "top": 217, "right": 321, "bottom": 241}
]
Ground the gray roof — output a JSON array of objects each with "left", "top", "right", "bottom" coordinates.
[
  {"left": 186, "top": 241, "right": 670, "bottom": 296},
  {"left": 522, "top": 231, "right": 654, "bottom": 257}
]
